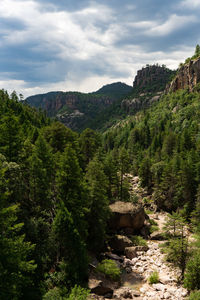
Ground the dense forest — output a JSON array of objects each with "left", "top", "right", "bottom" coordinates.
[
  {"left": 0, "top": 89, "right": 133, "bottom": 299},
  {"left": 2, "top": 47, "right": 200, "bottom": 300}
]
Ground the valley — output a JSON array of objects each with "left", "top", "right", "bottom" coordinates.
[{"left": 1, "top": 47, "right": 200, "bottom": 300}]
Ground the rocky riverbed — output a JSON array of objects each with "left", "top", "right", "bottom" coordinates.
[{"left": 89, "top": 177, "right": 189, "bottom": 299}]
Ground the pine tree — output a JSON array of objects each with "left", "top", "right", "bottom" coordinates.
[
  {"left": 53, "top": 203, "right": 88, "bottom": 287},
  {"left": 86, "top": 158, "right": 110, "bottom": 251},
  {"left": 56, "top": 144, "right": 88, "bottom": 238}
]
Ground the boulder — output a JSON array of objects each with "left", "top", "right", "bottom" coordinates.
[
  {"left": 88, "top": 271, "right": 119, "bottom": 296},
  {"left": 125, "top": 247, "right": 137, "bottom": 259},
  {"left": 105, "top": 252, "right": 123, "bottom": 262},
  {"left": 113, "top": 287, "right": 141, "bottom": 299},
  {"left": 109, "top": 235, "right": 133, "bottom": 253},
  {"left": 109, "top": 202, "right": 146, "bottom": 233}
]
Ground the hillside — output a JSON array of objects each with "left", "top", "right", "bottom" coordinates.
[
  {"left": 26, "top": 66, "right": 174, "bottom": 132},
  {"left": 26, "top": 82, "right": 132, "bottom": 131},
  {"left": 89, "top": 65, "right": 175, "bottom": 131}
]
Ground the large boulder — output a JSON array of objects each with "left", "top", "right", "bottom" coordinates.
[
  {"left": 109, "top": 235, "right": 133, "bottom": 253},
  {"left": 109, "top": 202, "right": 146, "bottom": 233}
]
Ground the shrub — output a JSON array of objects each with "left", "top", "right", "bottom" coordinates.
[
  {"left": 188, "top": 290, "right": 200, "bottom": 300},
  {"left": 148, "top": 271, "right": 159, "bottom": 284},
  {"left": 96, "top": 259, "right": 121, "bottom": 281},
  {"left": 67, "top": 285, "right": 90, "bottom": 300},
  {"left": 131, "top": 235, "right": 147, "bottom": 247},
  {"left": 184, "top": 252, "right": 200, "bottom": 291},
  {"left": 149, "top": 219, "right": 158, "bottom": 226},
  {"left": 149, "top": 225, "right": 159, "bottom": 234},
  {"left": 43, "top": 287, "right": 63, "bottom": 300}
]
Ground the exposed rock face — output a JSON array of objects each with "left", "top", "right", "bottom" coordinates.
[
  {"left": 108, "top": 202, "right": 146, "bottom": 233},
  {"left": 133, "top": 65, "right": 174, "bottom": 91},
  {"left": 167, "top": 57, "right": 200, "bottom": 92},
  {"left": 121, "top": 92, "right": 161, "bottom": 114}
]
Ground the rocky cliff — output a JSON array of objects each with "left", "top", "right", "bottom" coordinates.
[
  {"left": 133, "top": 65, "right": 175, "bottom": 92},
  {"left": 167, "top": 57, "right": 200, "bottom": 92},
  {"left": 121, "top": 65, "right": 174, "bottom": 114}
]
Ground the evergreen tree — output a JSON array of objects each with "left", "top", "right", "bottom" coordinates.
[
  {"left": 86, "top": 158, "right": 110, "bottom": 251},
  {"left": 56, "top": 144, "right": 88, "bottom": 238},
  {"left": 53, "top": 203, "right": 88, "bottom": 287}
]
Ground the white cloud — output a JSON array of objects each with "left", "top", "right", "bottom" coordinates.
[
  {"left": 181, "top": 0, "right": 200, "bottom": 8},
  {"left": 0, "top": 0, "right": 199, "bottom": 98},
  {"left": 146, "top": 14, "right": 197, "bottom": 36}
]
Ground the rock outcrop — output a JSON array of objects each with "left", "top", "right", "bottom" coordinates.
[
  {"left": 133, "top": 65, "right": 174, "bottom": 91},
  {"left": 109, "top": 235, "right": 133, "bottom": 253},
  {"left": 108, "top": 202, "right": 146, "bottom": 234},
  {"left": 167, "top": 57, "right": 200, "bottom": 93}
]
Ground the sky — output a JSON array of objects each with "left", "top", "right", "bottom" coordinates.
[{"left": 0, "top": 0, "right": 200, "bottom": 97}]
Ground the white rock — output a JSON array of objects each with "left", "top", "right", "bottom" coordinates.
[
  {"left": 138, "top": 267, "right": 144, "bottom": 273},
  {"left": 163, "top": 292, "right": 171, "bottom": 299},
  {"left": 146, "top": 291, "right": 157, "bottom": 297},
  {"left": 181, "top": 289, "right": 188, "bottom": 297},
  {"left": 152, "top": 283, "right": 166, "bottom": 291}
]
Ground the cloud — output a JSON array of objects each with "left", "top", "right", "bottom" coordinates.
[
  {"left": 181, "top": 0, "right": 200, "bottom": 8},
  {"left": 145, "top": 14, "right": 197, "bottom": 36},
  {"left": 0, "top": 0, "right": 199, "bottom": 97}
]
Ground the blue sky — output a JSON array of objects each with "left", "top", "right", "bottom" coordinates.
[{"left": 0, "top": 0, "right": 200, "bottom": 97}]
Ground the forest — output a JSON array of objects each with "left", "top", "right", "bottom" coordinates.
[{"left": 0, "top": 89, "right": 132, "bottom": 299}]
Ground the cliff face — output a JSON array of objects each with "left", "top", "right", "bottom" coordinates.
[
  {"left": 167, "top": 57, "right": 200, "bottom": 92},
  {"left": 43, "top": 93, "right": 114, "bottom": 116},
  {"left": 121, "top": 65, "right": 174, "bottom": 114},
  {"left": 133, "top": 65, "right": 174, "bottom": 91}
]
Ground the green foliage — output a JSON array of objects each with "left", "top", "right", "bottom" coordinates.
[
  {"left": 148, "top": 271, "right": 159, "bottom": 284},
  {"left": 184, "top": 251, "right": 200, "bottom": 291},
  {"left": 67, "top": 285, "right": 90, "bottom": 300},
  {"left": 53, "top": 204, "right": 88, "bottom": 287},
  {"left": 149, "top": 225, "right": 159, "bottom": 234},
  {"left": 184, "top": 45, "right": 200, "bottom": 65},
  {"left": 131, "top": 235, "right": 147, "bottom": 247},
  {"left": 86, "top": 158, "right": 110, "bottom": 251},
  {"left": 0, "top": 204, "right": 36, "bottom": 300},
  {"left": 188, "top": 290, "right": 200, "bottom": 300},
  {"left": 43, "top": 287, "right": 63, "bottom": 300},
  {"left": 96, "top": 259, "right": 121, "bottom": 281}
]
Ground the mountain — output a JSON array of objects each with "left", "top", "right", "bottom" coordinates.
[
  {"left": 88, "top": 65, "right": 175, "bottom": 130},
  {"left": 94, "top": 82, "right": 133, "bottom": 98},
  {"left": 26, "top": 82, "right": 132, "bottom": 131},
  {"left": 26, "top": 66, "right": 175, "bottom": 132}
]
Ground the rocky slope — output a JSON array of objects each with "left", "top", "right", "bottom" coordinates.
[{"left": 167, "top": 56, "right": 200, "bottom": 92}]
